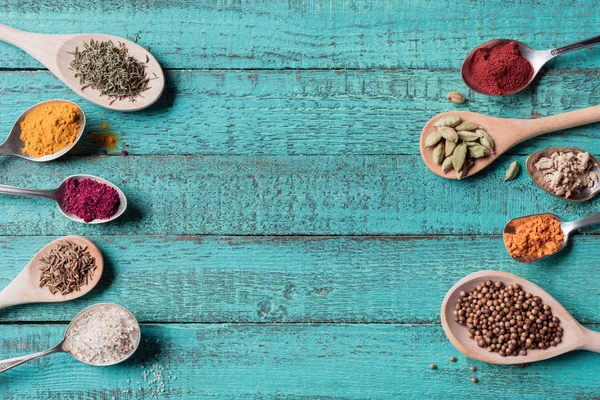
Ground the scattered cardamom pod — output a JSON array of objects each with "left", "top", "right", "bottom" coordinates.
[
  {"left": 477, "top": 129, "right": 495, "bottom": 153},
  {"left": 452, "top": 142, "right": 468, "bottom": 172},
  {"left": 457, "top": 131, "right": 481, "bottom": 142},
  {"left": 455, "top": 121, "right": 480, "bottom": 131},
  {"left": 445, "top": 139, "right": 457, "bottom": 157},
  {"left": 433, "top": 142, "right": 445, "bottom": 165},
  {"left": 434, "top": 115, "right": 462, "bottom": 128},
  {"left": 468, "top": 145, "right": 488, "bottom": 159},
  {"left": 425, "top": 131, "right": 443, "bottom": 147},
  {"left": 442, "top": 156, "right": 454, "bottom": 173},
  {"left": 437, "top": 126, "right": 458, "bottom": 142},
  {"left": 456, "top": 160, "right": 473, "bottom": 180},
  {"left": 447, "top": 91, "right": 466, "bottom": 104},
  {"left": 504, "top": 161, "right": 520, "bottom": 181}
]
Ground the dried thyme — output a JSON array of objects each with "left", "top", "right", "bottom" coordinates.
[
  {"left": 39, "top": 241, "right": 97, "bottom": 295},
  {"left": 69, "top": 40, "right": 150, "bottom": 102}
]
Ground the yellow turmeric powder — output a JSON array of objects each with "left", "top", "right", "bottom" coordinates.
[
  {"left": 504, "top": 215, "right": 564, "bottom": 259},
  {"left": 20, "top": 102, "right": 80, "bottom": 157}
]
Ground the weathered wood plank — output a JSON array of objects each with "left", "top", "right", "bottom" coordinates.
[
  {"left": 0, "top": 70, "right": 599, "bottom": 156},
  {"left": 1, "top": 323, "right": 600, "bottom": 399},
  {"left": 1, "top": 235, "right": 600, "bottom": 324},
  {"left": 0, "top": 154, "right": 597, "bottom": 236},
  {"left": 0, "top": 1, "right": 599, "bottom": 70}
]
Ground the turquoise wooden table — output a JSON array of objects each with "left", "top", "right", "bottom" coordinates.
[{"left": 1, "top": 1, "right": 600, "bottom": 398}]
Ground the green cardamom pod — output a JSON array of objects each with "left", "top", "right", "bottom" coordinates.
[
  {"left": 437, "top": 126, "right": 458, "bottom": 142},
  {"left": 477, "top": 129, "right": 495, "bottom": 153},
  {"left": 456, "top": 160, "right": 473, "bottom": 180},
  {"left": 468, "top": 145, "right": 488, "bottom": 159},
  {"left": 424, "top": 131, "right": 442, "bottom": 147},
  {"left": 465, "top": 141, "right": 481, "bottom": 147},
  {"left": 455, "top": 121, "right": 480, "bottom": 131},
  {"left": 457, "top": 131, "right": 481, "bottom": 142},
  {"left": 442, "top": 156, "right": 454, "bottom": 173},
  {"left": 434, "top": 115, "right": 461, "bottom": 128},
  {"left": 445, "top": 139, "right": 457, "bottom": 157},
  {"left": 433, "top": 142, "right": 444, "bottom": 165},
  {"left": 447, "top": 91, "right": 466, "bottom": 104},
  {"left": 452, "top": 142, "right": 467, "bottom": 172},
  {"left": 504, "top": 161, "right": 520, "bottom": 181}
]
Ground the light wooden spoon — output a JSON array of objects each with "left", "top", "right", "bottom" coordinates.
[
  {"left": 420, "top": 106, "right": 600, "bottom": 179},
  {"left": 0, "top": 235, "right": 103, "bottom": 310},
  {"left": 0, "top": 23, "right": 164, "bottom": 112},
  {"left": 441, "top": 270, "right": 600, "bottom": 365}
]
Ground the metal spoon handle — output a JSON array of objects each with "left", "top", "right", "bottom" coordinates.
[
  {"left": 562, "top": 213, "right": 600, "bottom": 235},
  {"left": 0, "top": 184, "right": 56, "bottom": 200},
  {"left": 0, "top": 342, "right": 63, "bottom": 373},
  {"left": 550, "top": 35, "right": 600, "bottom": 58}
]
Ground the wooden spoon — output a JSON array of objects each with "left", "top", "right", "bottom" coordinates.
[
  {"left": 0, "top": 236, "right": 103, "bottom": 310},
  {"left": 441, "top": 270, "right": 600, "bottom": 365},
  {"left": 419, "top": 106, "right": 600, "bottom": 179},
  {"left": 0, "top": 23, "right": 164, "bottom": 112}
]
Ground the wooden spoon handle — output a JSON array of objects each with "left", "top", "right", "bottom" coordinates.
[
  {"left": 0, "top": 23, "right": 68, "bottom": 69},
  {"left": 581, "top": 327, "right": 600, "bottom": 353},
  {"left": 521, "top": 105, "right": 600, "bottom": 139}
]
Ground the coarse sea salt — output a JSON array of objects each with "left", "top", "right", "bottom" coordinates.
[{"left": 65, "top": 304, "right": 139, "bottom": 365}]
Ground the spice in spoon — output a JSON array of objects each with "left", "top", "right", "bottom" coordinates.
[
  {"left": 63, "top": 178, "right": 121, "bottom": 222},
  {"left": 504, "top": 215, "right": 564, "bottom": 259},
  {"left": 69, "top": 40, "right": 151, "bottom": 103},
  {"left": 454, "top": 281, "right": 563, "bottom": 357},
  {"left": 20, "top": 102, "right": 81, "bottom": 158},
  {"left": 65, "top": 304, "right": 138, "bottom": 365},
  {"left": 469, "top": 41, "right": 533, "bottom": 96},
  {"left": 39, "top": 241, "right": 97, "bottom": 295}
]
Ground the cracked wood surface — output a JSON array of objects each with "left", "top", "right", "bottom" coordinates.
[{"left": 1, "top": 0, "right": 600, "bottom": 398}]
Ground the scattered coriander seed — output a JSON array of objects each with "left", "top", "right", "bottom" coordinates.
[
  {"left": 470, "top": 366, "right": 476, "bottom": 371},
  {"left": 429, "top": 364, "right": 437, "bottom": 370},
  {"left": 471, "top": 377, "right": 478, "bottom": 383},
  {"left": 450, "top": 356, "right": 457, "bottom": 362}
]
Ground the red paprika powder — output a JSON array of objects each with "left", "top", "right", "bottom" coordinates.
[{"left": 470, "top": 41, "right": 533, "bottom": 96}]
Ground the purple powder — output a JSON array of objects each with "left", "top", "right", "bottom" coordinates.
[{"left": 63, "top": 178, "right": 120, "bottom": 222}]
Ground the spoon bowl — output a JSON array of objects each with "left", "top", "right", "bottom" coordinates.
[
  {"left": 461, "top": 39, "right": 542, "bottom": 96},
  {"left": 504, "top": 211, "right": 600, "bottom": 263},
  {"left": 0, "top": 100, "right": 86, "bottom": 161},
  {"left": 54, "top": 174, "right": 128, "bottom": 224},
  {"left": 0, "top": 235, "right": 103, "bottom": 309},
  {"left": 441, "top": 270, "right": 600, "bottom": 365},
  {"left": 420, "top": 106, "right": 600, "bottom": 179},
  {"left": 526, "top": 147, "right": 600, "bottom": 202},
  {"left": 63, "top": 303, "right": 141, "bottom": 366},
  {"left": 462, "top": 35, "right": 600, "bottom": 96},
  {"left": 0, "top": 303, "right": 140, "bottom": 373},
  {"left": 0, "top": 24, "right": 164, "bottom": 111},
  {"left": 0, "top": 174, "right": 127, "bottom": 224}
]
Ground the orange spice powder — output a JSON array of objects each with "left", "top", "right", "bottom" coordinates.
[
  {"left": 88, "top": 133, "right": 118, "bottom": 148},
  {"left": 504, "top": 215, "right": 564, "bottom": 258}
]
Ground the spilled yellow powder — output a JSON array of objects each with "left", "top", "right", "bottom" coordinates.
[
  {"left": 20, "top": 102, "right": 80, "bottom": 157},
  {"left": 88, "top": 133, "right": 118, "bottom": 148}
]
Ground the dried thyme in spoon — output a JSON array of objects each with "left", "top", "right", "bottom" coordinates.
[
  {"left": 69, "top": 39, "right": 151, "bottom": 103},
  {"left": 39, "top": 241, "right": 97, "bottom": 295}
]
